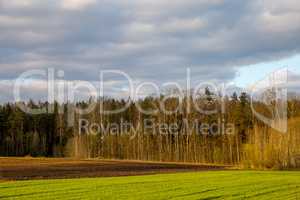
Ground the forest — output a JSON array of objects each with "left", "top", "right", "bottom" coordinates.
[{"left": 1, "top": 89, "right": 300, "bottom": 169}]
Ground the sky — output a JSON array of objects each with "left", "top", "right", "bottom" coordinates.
[
  {"left": 0, "top": 0, "right": 300, "bottom": 102},
  {"left": 235, "top": 54, "right": 300, "bottom": 87}
]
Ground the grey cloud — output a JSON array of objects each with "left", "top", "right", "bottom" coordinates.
[{"left": 0, "top": 0, "right": 300, "bottom": 101}]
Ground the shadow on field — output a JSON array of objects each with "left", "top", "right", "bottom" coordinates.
[{"left": 0, "top": 157, "right": 227, "bottom": 180}]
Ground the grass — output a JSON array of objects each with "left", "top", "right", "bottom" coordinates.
[{"left": 1, "top": 171, "right": 300, "bottom": 200}]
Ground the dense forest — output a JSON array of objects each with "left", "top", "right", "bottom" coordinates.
[{"left": 1, "top": 90, "right": 300, "bottom": 169}]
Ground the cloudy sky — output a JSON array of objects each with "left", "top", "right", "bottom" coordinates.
[{"left": 0, "top": 0, "right": 300, "bottom": 102}]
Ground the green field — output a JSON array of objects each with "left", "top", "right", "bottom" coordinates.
[{"left": 1, "top": 171, "right": 300, "bottom": 200}]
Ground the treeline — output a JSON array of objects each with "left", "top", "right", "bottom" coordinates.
[{"left": 1, "top": 91, "right": 300, "bottom": 169}]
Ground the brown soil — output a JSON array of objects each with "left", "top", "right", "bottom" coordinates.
[{"left": 0, "top": 157, "right": 227, "bottom": 180}]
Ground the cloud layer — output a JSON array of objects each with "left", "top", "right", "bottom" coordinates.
[{"left": 0, "top": 0, "right": 300, "bottom": 101}]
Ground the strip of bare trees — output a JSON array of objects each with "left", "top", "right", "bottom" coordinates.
[{"left": 1, "top": 91, "right": 300, "bottom": 169}]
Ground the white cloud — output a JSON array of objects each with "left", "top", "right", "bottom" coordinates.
[
  {"left": 1, "top": 0, "right": 36, "bottom": 8},
  {"left": 162, "top": 18, "right": 206, "bottom": 33},
  {"left": 0, "top": 15, "right": 33, "bottom": 26},
  {"left": 126, "top": 22, "right": 155, "bottom": 35},
  {"left": 61, "top": 0, "right": 96, "bottom": 10},
  {"left": 259, "top": 11, "right": 300, "bottom": 33},
  {"left": 263, "top": 0, "right": 300, "bottom": 14}
]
